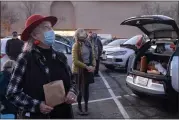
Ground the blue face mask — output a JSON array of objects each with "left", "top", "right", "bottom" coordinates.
[{"left": 44, "top": 30, "right": 55, "bottom": 46}]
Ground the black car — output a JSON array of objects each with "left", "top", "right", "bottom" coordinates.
[{"left": 121, "top": 15, "right": 179, "bottom": 112}]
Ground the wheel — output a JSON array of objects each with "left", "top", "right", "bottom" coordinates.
[
  {"left": 132, "top": 90, "right": 147, "bottom": 98},
  {"left": 105, "top": 65, "right": 115, "bottom": 70}
]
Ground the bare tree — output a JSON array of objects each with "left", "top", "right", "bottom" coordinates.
[
  {"left": 1, "top": 2, "right": 19, "bottom": 36},
  {"left": 21, "top": 1, "right": 41, "bottom": 19}
]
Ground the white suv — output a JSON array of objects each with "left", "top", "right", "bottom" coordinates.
[{"left": 101, "top": 35, "right": 147, "bottom": 70}]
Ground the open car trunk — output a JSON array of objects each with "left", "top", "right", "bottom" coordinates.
[
  {"left": 121, "top": 15, "right": 179, "bottom": 81},
  {"left": 131, "top": 42, "right": 176, "bottom": 81}
]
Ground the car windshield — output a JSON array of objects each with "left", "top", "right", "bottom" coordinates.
[
  {"left": 143, "top": 23, "right": 173, "bottom": 32},
  {"left": 123, "top": 35, "right": 141, "bottom": 45},
  {"left": 107, "top": 39, "right": 127, "bottom": 46},
  {"left": 101, "top": 39, "right": 111, "bottom": 45}
]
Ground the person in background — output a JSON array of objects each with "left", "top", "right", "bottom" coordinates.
[
  {"left": 6, "top": 14, "right": 77, "bottom": 119},
  {"left": 72, "top": 28, "right": 96, "bottom": 115},
  {"left": 6, "top": 31, "right": 24, "bottom": 61},
  {"left": 0, "top": 60, "right": 17, "bottom": 118},
  {"left": 89, "top": 32, "right": 103, "bottom": 77}
]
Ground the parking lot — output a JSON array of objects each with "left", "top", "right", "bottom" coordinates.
[{"left": 72, "top": 64, "right": 179, "bottom": 119}]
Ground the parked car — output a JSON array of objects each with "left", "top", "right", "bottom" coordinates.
[
  {"left": 0, "top": 38, "right": 11, "bottom": 71},
  {"left": 52, "top": 40, "right": 72, "bottom": 67},
  {"left": 103, "top": 39, "right": 127, "bottom": 50},
  {"left": 52, "top": 40, "right": 72, "bottom": 54},
  {"left": 101, "top": 35, "right": 146, "bottom": 70},
  {"left": 122, "top": 15, "right": 179, "bottom": 112},
  {"left": 55, "top": 34, "right": 73, "bottom": 48}
]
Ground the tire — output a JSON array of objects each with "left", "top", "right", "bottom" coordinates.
[
  {"left": 105, "top": 65, "right": 115, "bottom": 70},
  {"left": 132, "top": 90, "right": 147, "bottom": 98}
]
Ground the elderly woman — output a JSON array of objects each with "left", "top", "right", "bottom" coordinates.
[
  {"left": 6, "top": 14, "right": 77, "bottom": 119},
  {"left": 72, "top": 28, "right": 96, "bottom": 115}
]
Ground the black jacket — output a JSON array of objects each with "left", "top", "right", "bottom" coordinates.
[
  {"left": 91, "top": 37, "right": 103, "bottom": 58},
  {"left": 0, "top": 71, "right": 17, "bottom": 114},
  {"left": 6, "top": 47, "right": 77, "bottom": 118},
  {"left": 6, "top": 38, "right": 24, "bottom": 60}
]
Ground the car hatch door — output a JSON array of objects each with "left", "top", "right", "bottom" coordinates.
[{"left": 170, "top": 45, "right": 179, "bottom": 92}]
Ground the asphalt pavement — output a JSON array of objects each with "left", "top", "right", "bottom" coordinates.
[{"left": 71, "top": 64, "right": 179, "bottom": 119}]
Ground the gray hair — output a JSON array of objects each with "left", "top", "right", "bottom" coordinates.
[
  {"left": 3, "top": 60, "right": 16, "bottom": 72},
  {"left": 22, "top": 26, "right": 41, "bottom": 52},
  {"left": 22, "top": 37, "right": 35, "bottom": 52},
  {"left": 74, "top": 28, "right": 87, "bottom": 41}
]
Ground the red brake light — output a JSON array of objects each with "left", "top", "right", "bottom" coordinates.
[{"left": 0, "top": 54, "right": 6, "bottom": 59}]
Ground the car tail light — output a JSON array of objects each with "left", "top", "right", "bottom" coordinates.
[
  {"left": 152, "top": 79, "right": 163, "bottom": 84},
  {"left": 170, "top": 43, "right": 176, "bottom": 51},
  {"left": 0, "top": 54, "right": 6, "bottom": 59}
]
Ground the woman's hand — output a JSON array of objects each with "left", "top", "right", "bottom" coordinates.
[
  {"left": 86, "top": 66, "right": 91, "bottom": 71},
  {"left": 40, "top": 102, "right": 54, "bottom": 114},
  {"left": 65, "top": 91, "right": 77, "bottom": 104},
  {"left": 88, "top": 66, "right": 95, "bottom": 72}
]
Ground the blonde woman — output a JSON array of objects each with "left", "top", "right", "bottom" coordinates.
[{"left": 72, "top": 28, "right": 96, "bottom": 115}]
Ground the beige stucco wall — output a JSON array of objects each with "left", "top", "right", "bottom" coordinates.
[{"left": 1, "top": 1, "right": 177, "bottom": 38}]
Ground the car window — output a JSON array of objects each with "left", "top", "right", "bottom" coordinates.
[
  {"left": 102, "top": 39, "right": 112, "bottom": 45},
  {"left": 148, "top": 43, "right": 174, "bottom": 53},
  {"left": 123, "top": 35, "right": 141, "bottom": 45},
  {"left": 107, "top": 39, "right": 127, "bottom": 46},
  {"left": 143, "top": 23, "right": 173, "bottom": 32},
  {"left": 55, "top": 36, "right": 70, "bottom": 45},
  {"left": 53, "top": 42, "right": 67, "bottom": 53}
]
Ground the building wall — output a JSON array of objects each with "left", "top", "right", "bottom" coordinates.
[{"left": 1, "top": 1, "right": 177, "bottom": 38}]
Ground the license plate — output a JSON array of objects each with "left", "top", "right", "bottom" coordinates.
[{"left": 136, "top": 76, "right": 148, "bottom": 86}]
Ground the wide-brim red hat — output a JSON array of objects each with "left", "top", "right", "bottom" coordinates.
[{"left": 21, "top": 14, "right": 57, "bottom": 41}]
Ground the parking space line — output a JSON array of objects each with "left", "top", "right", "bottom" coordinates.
[
  {"left": 102, "top": 75, "right": 127, "bottom": 79},
  {"left": 72, "top": 97, "right": 113, "bottom": 105},
  {"left": 99, "top": 71, "right": 130, "bottom": 119},
  {"left": 72, "top": 94, "right": 132, "bottom": 106}
]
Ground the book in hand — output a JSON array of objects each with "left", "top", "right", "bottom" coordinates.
[{"left": 43, "top": 80, "right": 66, "bottom": 107}]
